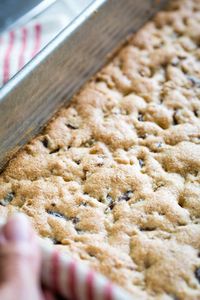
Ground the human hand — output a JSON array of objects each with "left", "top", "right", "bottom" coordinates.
[{"left": 0, "top": 214, "right": 45, "bottom": 300}]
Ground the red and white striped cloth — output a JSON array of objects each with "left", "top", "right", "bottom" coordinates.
[
  {"left": 0, "top": 23, "right": 42, "bottom": 87},
  {"left": 0, "top": 22, "right": 44, "bottom": 87},
  {"left": 40, "top": 240, "right": 133, "bottom": 300},
  {"left": 0, "top": 6, "right": 68, "bottom": 88}
]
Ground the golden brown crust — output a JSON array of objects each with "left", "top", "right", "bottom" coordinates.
[{"left": 0, "top": 0, "right": 200, "bottom": 299}]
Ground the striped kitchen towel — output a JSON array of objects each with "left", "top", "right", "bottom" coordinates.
[
  {"left": 0, "top": 23, "right": 41, "bottom": 86},
  {"left": 40, "top": 240, "right": 133, "bottom": 300},
  {"left": 0, "top": 9, "right": 68, "bottom": 88}
]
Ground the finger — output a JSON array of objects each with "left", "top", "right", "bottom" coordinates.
[
  {"left": 0, "top": 214, "right": 41, "bottom": 284},
  {"left": 3, "top": 213, "right": 32, "bottom": 241}
]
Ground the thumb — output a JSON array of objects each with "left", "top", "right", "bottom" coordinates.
[{"left": 0, "top": 214, "right": 41, "bottom": 285}]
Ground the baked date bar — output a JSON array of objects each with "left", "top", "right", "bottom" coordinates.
[{"left": 0, "top": 0, "right": 200, "bottom": 299}]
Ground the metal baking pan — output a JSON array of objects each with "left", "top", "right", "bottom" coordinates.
[{"left": 0, "top": 0, "right": 168, "bottom": 171}]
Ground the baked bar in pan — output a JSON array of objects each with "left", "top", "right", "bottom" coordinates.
[{"left": 0, "top": 0, "right": 200, "bottom": 299}]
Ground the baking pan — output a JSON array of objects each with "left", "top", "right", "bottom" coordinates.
[{"left": 0, "top": 0, "right": 168, "bottom": 171}]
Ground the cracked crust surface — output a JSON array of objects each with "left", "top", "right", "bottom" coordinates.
[{"left": 0, "top": 0, "right": 200, "bottom": 299}]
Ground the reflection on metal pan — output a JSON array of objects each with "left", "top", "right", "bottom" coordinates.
[{"left": 0, "top": 0, "right": 56, "bottom": 34}]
